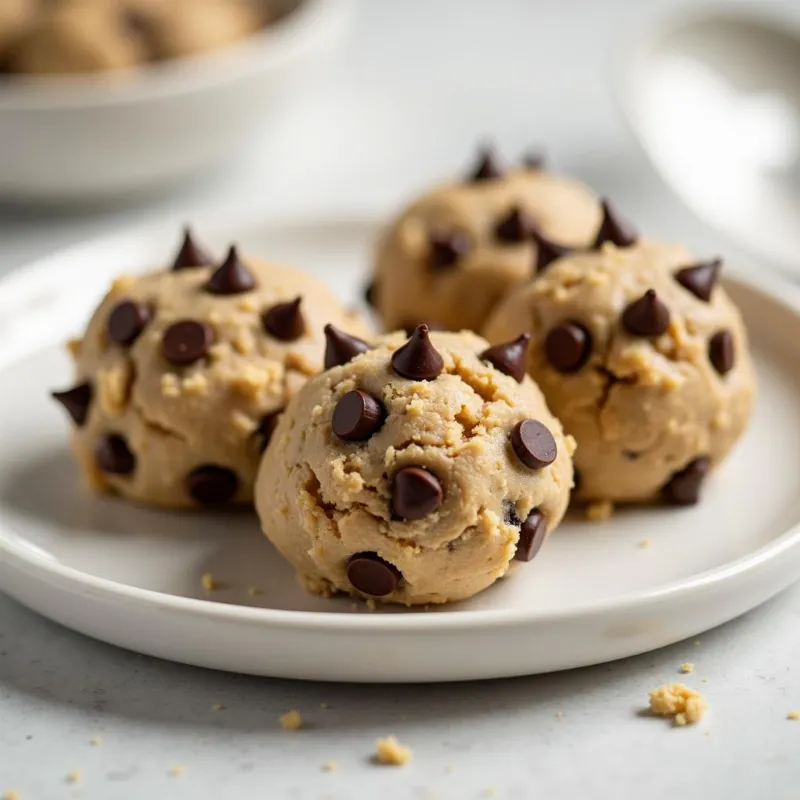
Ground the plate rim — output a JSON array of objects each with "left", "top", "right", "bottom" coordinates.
[{"left": 2, "top": 217, "right": 800, "bottom": 634}]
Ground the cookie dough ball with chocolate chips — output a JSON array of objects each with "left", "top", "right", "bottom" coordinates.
[
  {"left": 11, "top": 2, "right": 149, "bottom": 75},
  {"left": 255, "top": 325, "right": 575, "bottom": 606},
  {"left": 483, "top": 219, "right": 755, "bottom": 506},
  {"left": 368, "top": 147, "right": 602, "bottom": 334},
  {"left": 51, "top": 228, "right": 370, "bottom": 509}
]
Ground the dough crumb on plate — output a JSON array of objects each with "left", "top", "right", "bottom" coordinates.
[{"left": 649, "top": 683, "right": 707, "bottom": 726}]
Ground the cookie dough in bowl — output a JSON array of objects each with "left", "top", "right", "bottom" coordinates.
[
  {"left": 255, "top": 325, "right": 575, "bottom": 605},
  {"left": 483, "top": 234, "right": 755, "bottom": 506},
  {"left": 368, "top": 147, "right": 601, "bottom": 333},
  {"left": 51, "top": 228, "right": 370, "bottom": 509}
]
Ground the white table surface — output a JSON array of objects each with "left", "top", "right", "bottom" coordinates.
[{"left": 2, "top": 1, "right": 800, "bottom": 798}]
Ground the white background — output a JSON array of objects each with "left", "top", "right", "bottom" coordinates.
[{"left": 2, "top": 1, "right": 800, "bottom": 797}]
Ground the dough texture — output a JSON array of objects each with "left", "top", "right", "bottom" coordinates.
[
  {"left": 255, "top": 328, "right": 574, "bottom": 605},
  {"left": 483, "top": 240, "right": 755, "bottom": 504},
  {"left": 370, "top": 153, "right": 600, "bottom": 333},
  {"left": 52, "top": 231, "right": 369, "bottom": 509}
]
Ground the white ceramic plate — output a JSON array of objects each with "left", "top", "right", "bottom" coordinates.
[{"left": 1, "top": 218, "right": 800, "bottom": 683}]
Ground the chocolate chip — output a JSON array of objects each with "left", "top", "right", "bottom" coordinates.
[
  {"left": 262, "top": 296, "right": 305, "bottom": 341},
  {"left": 161, "top": 320, "right": 214, "bottom": 366},
  {"left": 107, "top": 300, "right": 151, "bottom": 347},
  {"left": 674, "top": 259, "right": 721, "bottom": 302},
  {"left": 545, "top": 322, "right": 592, "bottom": 373},
  {"left": 495, "top": 206, "right": 537, "bottom": 243},
  {"left": 392, "top": 466, "right": 443, "bottom": 520},
  {"left": 429, "top": 230, "right": 470, "bottom": 271},
  {"left": 186, "top": 465, "right": 239, "bottom": 506},
  {"left": 533, "top": 228, "right": 571, "bottom": 274},
  {"left": 572, "top": 469, "right": 582, "bottom": 494},
  {"left": 332, "top": 390, "right": 386, "bottom": 441},
  {"left": 171, "top": 226, "right": 213, "bottom": 270},
  {"left": 514, "top": 510, "right": 547, "bottom": 562},
  {"left": 324, "top": 324, "right": 370, "bottom": 369},
  {"left": 663, "top": 457, "right": 711, "bottom": 505},
  {"left": 468, "top": 146, "right": 504, "bottom": 181},
  {"left": 521, "top": 150, "right": 545, "bottom": 170},
  {"left": 205, "top": 246, "right": 256, "bottom": 295},
  {"left": 255, "top": 409, "right": 282, "bottom": 452},
  {"left": 364, "top": 280, "right": 377, "bottom": 308},
  {"left": 511, "top": 419, "right": 557, "bottom": 470},
  {"left": 391, "top": 324, "right": 445, "bottom": 381},
  {"left": 51, "top": 382, "right": 92, "bottom": 427},
  {"left": 346, "top": 552, "right": 401, "bottom": 597},
  {"left": 95, "top": 434, "right": 135, "bottom": 475},
  {"left": 480, "top": 333, "right": 531, "bottom": 382},
  {"left": 402, "top": 320, "right": 446, "bottom": 336},
  {"left": 593, "top": 198, "right": 638, "bottom": 248},
  {"left": 503, "top": 500, "right": 522, "bottom": 527},
  {"left": 709, "top": 330, "right": 734, "bottom": 375},
  {"left": 622, "top": 289, "right": 670, "bottom": 337}
]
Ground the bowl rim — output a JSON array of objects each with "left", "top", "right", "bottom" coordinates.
[{"left": 0, "top": 0, "right": 353, "bottom": 110}]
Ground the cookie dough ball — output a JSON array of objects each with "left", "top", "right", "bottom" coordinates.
[
  {"left": 144, "top": 0, "right": 263, "bottom": 61},
  {"left": 256, "top": 325, "right": 574, "bottom": 605},
  {"left": 369, "top": 148, "right": 602, "bottom": 334},
  {"left": 11, "top": 3, "right": 148, "bottom": 75},
  {"left": 483, "top": 228, "right": 755, "bottom": 506},
  {"left": 51, "top": 229, "right": 370, "bottom": 509},
  {"left": 0, "top": 0, "right": 36, "bottom": 61}
]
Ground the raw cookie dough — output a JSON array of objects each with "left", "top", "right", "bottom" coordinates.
[
  {"left": 368, "top": 147, "right": 601, "bottom": 334},
  {"left": 483, "top": 236, "right": 755, "bottom": 505},
  {"left": 51, "top": 228, "right": 370, "bottom": 509},
  {"left": 255, "top": 325, "right": 574, "bottom": 605},
  {"left": 9, "top": 0, "right": 264, "bottom": 75}
]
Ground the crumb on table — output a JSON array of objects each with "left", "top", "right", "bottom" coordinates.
[
  {"left": 89, "top": 736, "right": 102, "bottom": 746},
  {"left": 320, "top": 702, "right": 330, "bottom": 710},
  {"left": 637, "top": 538, "right": 652, "bottom": 549},
  {"left": 375, "top": 736, "right": 412, "bottom": 766},
  {"left": 788, "top": 710, "right": 800, "bottom": 721},
  {"left": 201, "top": 572, "right": 225, "bottom": 592},
  {"left": 649, "top": 683, "right": 707, "bottom": 726},
  {"left": 585, "top": 499, "right": 614, "bottom": 522},
  {"left": 211, "top": 704, "right": 225, "bottom": 712},
  {"left": 65, "top": 770, "right": 81, "bottom": 785},
  {"left": 280, "top": 710, "right": 303, "bottom": 731},
  {"left": 680, "top": 663, "right": 695, "bottom": 674},
  {"left": 321, "top": 760, "right": 337, "bottom": 772},
  {"left": 169, "top": 766, "right": 186, "bottom": 777},
  {"left": 246, "top": 586, "right": 263, "bottom": 597},
  {"left": 2, "top": 790, "right": 20, "bottom": 800}
]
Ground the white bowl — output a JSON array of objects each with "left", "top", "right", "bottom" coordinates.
[{"left": 0, "top": 0, "right": 353, "bottom": 202}]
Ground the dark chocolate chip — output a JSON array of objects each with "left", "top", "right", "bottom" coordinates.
[
  {"left": 593, "top": 198, "right": 638, "bottom": 248},
  {"left": 503, "top": 500, "right": 522, "bottom": 527},
  {"left": 161, "top": 320, "right": 214, "bottom": 366},
  {"left": 51, "top": 382, "right": 93, "bottom": 427},
  {"left": 480, "top": 333, "right": 531, "bottom": 382},
  {"left": 521, "top": 150, "right": 545, "bottom": 170},
  {"left": 171, "top": 226, "right": 213, "bottom": 270},
  {"left": 495, "top": 206, "right": 537, "bottom": 243},
  {"left": 545, "top": 322, "right": 592, "bottom": 373},
  {"left": 324, "top": 324, "right": 370, "bottom": 369},
  {"left": 429, "top": 230, "right": 470, "bottom": 271},
  {"left": 186, "top": 465, "right": 239, "bottom": 506},
  {"left": 663, "top": 457, "right": 711, "bottom": 506},
  {"left": 332, "top": 390, "right": 386, "bottom": 441},
  {"left": 532, "top": 228, "right": 571, "bottom": 274},
  {"left": 623, "top": 450, "right": 642, "bottom": 461},
  {"left": 468, "top": 147, "right": 504, "bottom": 182},
  {"left": 255, "top": 409, "right": 283, "bottom": 452},
  {"left": 514, "top": 509, "right": 547, "bottom": 562},
  {"left": 674, "top": 258, "right": 721, "bottom": 303},
  {"left": 95, "top": 433, "right": 135, "bottom": 475},
  {"left": 622, "top": 289, "right": 670, "bottom": 337},
  {"left": 346, "top": 552, "right": 401, "bottom": 597},
  {"left": 262, "top": 296, "right": 305, "bottom": 341},
  {"left": 709, "top": 330, "right": 734, "bottom": 375},
  {"left": 205, "top": 246, "right": 256, "bottom": 295},
  {"left": 107, "top": 300, "right": 151, "bottom": 347},
  {"left": 402, "top": 320, "right": 446, "bottom": 336},
  {"left": 511, "top": 419, "right": 557, "bottom": 470},
  {"left": 364, "top": 281, "right": 377, "bottom": 308},
  {"left": 391, "top": 324, "right": 445, "bottom": 381},
  {"left": 392, "top": 466, "right": 443, "bottom": 520}
]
